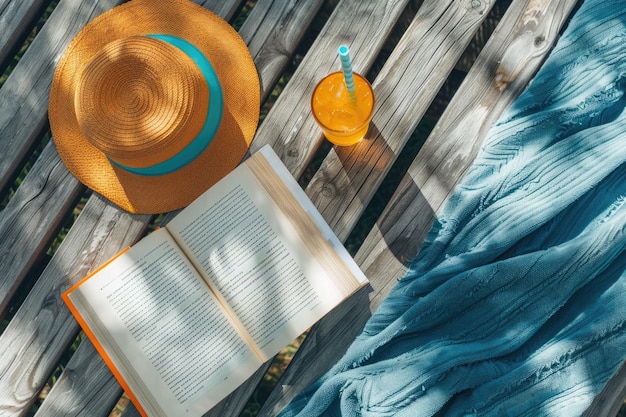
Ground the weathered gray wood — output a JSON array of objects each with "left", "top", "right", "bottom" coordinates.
[
  {"left": 33, "top": 340, "right": 122, "bottom": 417},
  {"left": 256, "top": 0, "right": 581, "bottom": 415},
  {"left": 0, "top": 0, "right": 48, "bottom": 67},
  {"left": 249, "top": 0, "right": 410, "bottom": 177},
  {"left": 119, "top": 403, "right": 142, "bottom": 417},
  {"left": 0, "top": 193, "right": 150, "bottom": 417},
  {"left": 239, "top": 0, "right": 325, "bottom": 100},
  {"left": 195, "top": 0, "right": 246, "bottom": 22},
  {"left": 585, "top": 356, "right": 626, "bottom": 415},
  {"left": 0, "top": 144, "right": 82, "bottom": 315}
]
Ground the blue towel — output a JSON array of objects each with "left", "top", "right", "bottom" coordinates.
[{"left": 279, "top": 0, "right": 626, "bottom": 415}]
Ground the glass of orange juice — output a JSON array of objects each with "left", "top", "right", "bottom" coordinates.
[{"left": 311, "top": 71, "right": 375, "bottom": 146}]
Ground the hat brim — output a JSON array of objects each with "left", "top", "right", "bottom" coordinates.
[{"left": 48, "top": 0, "right": 260, "bottom": 214}]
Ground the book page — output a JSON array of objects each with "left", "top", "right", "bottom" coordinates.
[
  {"left": 241, "top": 149, "right": 367, "bottom": 355},
  {"left": 249, "top": 146, "right": 368, "bottom": 289},
  {"left": 66, "top": 229, "right": 261, "bottom": 416},
  {"left": 167, "top": 146, "right": 367, "bottom": 360}
]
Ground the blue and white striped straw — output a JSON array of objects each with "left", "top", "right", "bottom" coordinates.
[{"left": 338, "top": 45, "right": 355, "bottom": 94}]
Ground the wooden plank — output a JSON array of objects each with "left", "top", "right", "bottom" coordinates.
[
  {"left": 0, "top": 0, "right": 48, "bottom": 67},
  {"left": 256, "top": 0, "right": 580, "bottom": 415},
  {"left": 0, "top": 144, "right": 82, "bottom": 315},
  {"left": 119, "top": 404, "right": 142, "bottom": 417},
  {"left": 195, "top": 0, "right": 246, "bottom": 22},
  {"left": 239, "top": 0, "right": 325, "bottom": 101},
  {"left": 33, "top": 340, "right": 123, "bottom": 417},
  {"left": 0, "top": 193, "right": 150, "bottom": 417}
]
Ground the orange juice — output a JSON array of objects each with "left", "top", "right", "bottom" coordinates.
[{"left": 311, "top": 72, "right": 375, "bottom": 146}]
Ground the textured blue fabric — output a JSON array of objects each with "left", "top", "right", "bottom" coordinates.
[{"left": 279, "top": 0, "right": 626, "bottom": 415}]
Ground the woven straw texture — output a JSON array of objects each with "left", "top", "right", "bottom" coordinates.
[{"left": 49, "top": 0, "right": 260, "bottom": 214}]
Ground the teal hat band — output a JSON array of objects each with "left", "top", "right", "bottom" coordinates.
[{"left": 109, "top": 34, "right": 223, "bottom": 176}]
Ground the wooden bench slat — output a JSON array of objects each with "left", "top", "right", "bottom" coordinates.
[
  {"left": 195, "top": 0, "right": 246, "bottom": 22},
  {"left": 256, "top": 0, "right": 581, "bottom": 415},
  {"left": 33, "top": 340, "right": 123, "bottom": 417},
  {"left": 585, "top": 359, "right": 626, "bottom": 416},
  {"left": 0, "top": 144, "right": 82, "bottom": 315},
  {"left": 0, "top": 0, "right": 48, "bottom": 67},
  {"left": 239, "top": 0, "right": 325, "bottom": 101}
]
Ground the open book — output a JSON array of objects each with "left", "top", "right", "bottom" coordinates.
[{"left": 62, "top": 145, "right": 368, "bottom": 417}]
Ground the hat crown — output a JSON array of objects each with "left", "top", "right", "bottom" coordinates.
[
  {"left": 74, "top": 36, "right": 209, "bottom": 169},
  {"left": 48, "top": 0, "right": 260, "bottom": 214}
]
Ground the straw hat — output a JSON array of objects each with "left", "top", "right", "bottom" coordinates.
[{"left": 48, "top": 0, "right": 260, "bottom": 214}]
